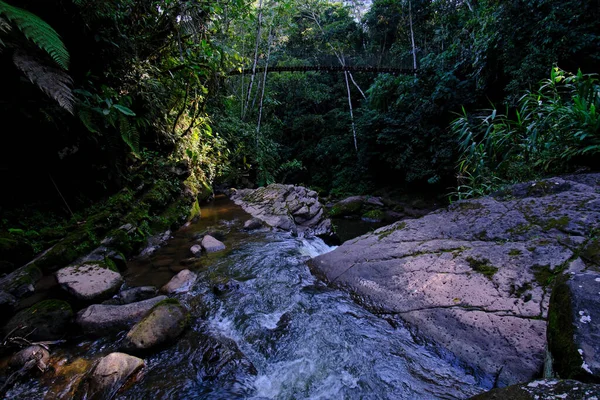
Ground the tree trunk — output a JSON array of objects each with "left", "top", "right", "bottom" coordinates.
[
  {"left": 344, "top": 71, "right": 358, "bottom": 152},
  {"left": 256, "top": 26, "right": 274, "bottom": 151},
  {"left": 409, "top": 0, "right": 417, "bottom": 71},
  {"left": 242, "top": 0, "right": 263, "bottom": 120}
]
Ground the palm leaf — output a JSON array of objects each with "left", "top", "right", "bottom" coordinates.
[
  {"left": 12, "top": 49, "right": 74, "bottom": 113},
  {"left": 0, "top": 1, "right": 69, "bottom": 69}
]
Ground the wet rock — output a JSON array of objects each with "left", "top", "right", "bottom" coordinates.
[
  {"left": 0, "top": 264, "right": 42, "bottom": 298},
  {"left": 56, "top": 262, "right": 123, "bottom": 302},
  {"left": 179, "top": 257, "right": 198, "bottom": 266},
  {"left": 243, "top": 218, "right": 263, "bottom": 231},
  {"left": 190, "top": 244, "right": 203, "bottom": 257},
  {"left": 10, "top": 345, "right": 50, "bottom": 372},
  {"left": 4, "top": 299, "right": 73, "bottom": 341},
  {"left": 231, "top": 184, "right": 334, "bottom": 238},
  {"left": 43, "top": 357, "right": 91, "bottom": 400},
  {"left": 138, "top": 230, "right": 172, "bottom": 258},
  {"left": 310, "top": 174, "right": 600, "bottom": 387},
  {"left": 77, "top": 246, "right": 127, "bottom": 271},
  {"left": 123, "top": 300, "right": 189, "bottom": 351},
  {"left": 79, "top": 352, "right": 144, "bottom": 400},
  {"left": 76, "top": 296, "right": 167, "bottom": 334},
  {"left": 119, "top": 286, "right": 158, "bottom": 304},
  {"left": 548, "top": 272, "right": 600, "bottom": 381},
  {"left": 160, "top": 269, "right": 197, "bottom": 294},
  {"left": 201, "top": 235, "right": 226, "bottom": 253},
  {"left": 470, "top": 379, "right": 600, "bottom": 399}
]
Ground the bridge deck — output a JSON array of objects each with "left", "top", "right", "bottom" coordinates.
[{"left": 229, "top": 65, "right": 416, "bottom": 75}]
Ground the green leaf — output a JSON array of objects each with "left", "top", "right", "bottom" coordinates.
[
  {"left": 113, "top": 104, "right": 136, "bottom": 116},
  {"left": 0, "top": 1, "right": 69, "bottom": 70}
]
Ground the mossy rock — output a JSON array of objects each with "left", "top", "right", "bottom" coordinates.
[
  {"left": 362, "top": 209, "right": 385, "bottom": 222},
  {"left": 123, "top": 300, "right": 189, "bottom": 351},
  {"left": 0, "top": 264, "right": 43, "bottom": 297},
  {"left": 329, "top": 197, "right": 364, "bottom": 218},
  {"left": 582, "top": 238, "right": 600, "bottom": 266},
  {"left": 4, "top": 299, "right": 73, "bottom": 341}
]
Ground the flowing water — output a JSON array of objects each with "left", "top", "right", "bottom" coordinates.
[{"left": 6, "top": 196, "right": 486, "bottom": 399}]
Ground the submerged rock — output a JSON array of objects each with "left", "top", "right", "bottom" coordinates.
[
  {"left": 56, "top": 262, "right": 123, "bottom": 301},
  {"left": 231, "top": 184, "right": 333, "bottom": 238},
  {"left": 160, "top": 269, "right": 197, "bottom": 294},
  {"left": 201, "top": 235, "right": 226, "bottom": 253},
  {"left": 243, "top": 218, "right": 263, "bottom": 230},
  {"left": 123, "top": 299, "right": 189, "bottom": 351},
  {"left": 118, "top": 286, "right": 158, "bottom": 305},
  {"left": 4, "top": 299, "right": 73, "bottom": 341},
  {"left": 78, "top": 352, "right": 144, "bottom": 400},
  {"left": 548, "top": 271, "right": 600, "bottom": 381},
  {"left": 470, "top": 379, "right": 600, "bottom": 399},
  {"left": 310, "top": 174, "right": 600, "bottom": 387},
  {"left": 76, "top": 296, "right": 167, "bottom": 334},
  {"left": 10, "top": 345, "right": 50, "bottom": 371}
]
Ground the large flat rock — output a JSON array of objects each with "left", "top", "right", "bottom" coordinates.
[
  {"left": 56, "top": 262, "right": 123, "bottom": 301},
  {"left": 310, "top": 174, "right": 600, "bottom": 387}
]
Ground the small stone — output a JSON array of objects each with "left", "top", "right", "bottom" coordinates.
[
  {"left": 190, "top": 244, "right": 202, "bottom": 257},
  {"left": 119, "top": 286, "right": 158, "bottom": 304},
  {"left": 10, "top": 345, "right": 50, "bottom": 371},
  {"left": 161, "top": 270, "right": 197, "bottom": 294},
  {"left": 201, "top": 235, "right": 226, "bottom": 253},
  {"left": 123, "top": 301, "right": 188, "bottom": 351}
]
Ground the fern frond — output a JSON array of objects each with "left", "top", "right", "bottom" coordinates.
[
  {"left": 77, "top": 106, "right": 99, "bottom": 133},
  {"left": 0, "top": 1, "right": 69, "bottom": 69},
  {"left": 12, "top": 50, "right": 74, "bottom": 113},
  {"left": 119, "top": 115, "right": 140, "bottom": 157}
]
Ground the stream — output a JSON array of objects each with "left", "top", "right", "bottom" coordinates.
[{"left": 6, "top": 196, "right": 485, "bottom": 399}]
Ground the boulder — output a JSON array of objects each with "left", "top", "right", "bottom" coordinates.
[
  {"left": 309, "top": 174, "right": 600, "bottom": 387},
  {"left": 118, "top": 286, "right": 158, "bottom": 304},
  {"left": 470, "top": 379, "right": 600, "bottom": 399},
  {"left": 56, "top": 262, "right": 123, "bottom": 301},
  {"left": 79, "top": 352, "right": 144, "bottom": 400},
  {"left": 243, "top": 218, "right": 263, "bottom": 230},
  {"left": 230, "top": 184, "right": 333, "bottom": 237},
  {"left": 4, "top": 299, "right": 72, "bottom": 341},
  {"left": 123, "top": 300, "right": 189, "bottom": 351},
  {"left": 160, "top": 269, "right": 197, "bottom": 294},
  {"left": 329, "top": 196, "right": 365, "bottom": 217},
  {"left": 201, "top": 235, "right": 226, "bottom": 253},
  {"left": 76, "top": 296, "right": 167, "bottom": 334},
  {"left": 0, "top": 264, "right": 42, "bottom": 298},
  {"left": 190, "top": 244, "right": 202, "bottom": 257},
  {"left": 548, "top": 271, "right": 600, "bottom": 381},
  {"left": 10, "top": 345, "right": 50, "bottom": 371}
]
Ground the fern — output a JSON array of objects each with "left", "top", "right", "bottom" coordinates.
[
  {"left": 12, "top": 50, "right": 74, "bottom": 113},
  {"left": 119, "top": 115, "right": 141, "bottom": 157},
  {"left": 0, "top": 1, "right": 69, "bottom": 70}
]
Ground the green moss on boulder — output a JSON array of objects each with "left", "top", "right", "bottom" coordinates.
[{"left": 4, "top": 299, "right": 73, "bottom": 341}]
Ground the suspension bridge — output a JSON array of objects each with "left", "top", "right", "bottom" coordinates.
[{"left": 228, "top": 55, "right": 417, "bottom": 76}]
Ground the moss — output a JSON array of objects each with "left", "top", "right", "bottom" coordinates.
[
  {"left": 466, "top": 257, "right": 498, "bottom": 279},
  {"left": 30, "top": 299, "right": 72, "bottom": 313},
  {"left": 189, "top": 198, "right": 201, "bottom": 221},
  {"left": 507, "top": 223, "right": 534, "bottom": 235},
  {"left": 362, "top": 209, "right": 385, "bottom": 221},
  {"left": 508, "top": 249, "right": 523, "bottom": 256},
  {"left": 547, "top": 274, "right": 586, "bottom": 380},
  {"left": 378, "top": 222, "right": 406, "bottom": 240},
  {"left": 532, "top": 264, "right": 555, "bottom": 287},
  {"left": 581, "top": 238, "right": 600, "bottom": 265},
  {"left": 455, "top": 202, "right": 484, "bottom": 211},
  {"left": 329, "top": 199, "right": 363, "bottom": 217},
  {"left": 542, "top": 215, "right": 570, "bottom": 231}
]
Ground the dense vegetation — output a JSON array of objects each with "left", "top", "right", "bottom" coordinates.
[{"left": 0, "top": 0, "right": 599, "bottom": 266}]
